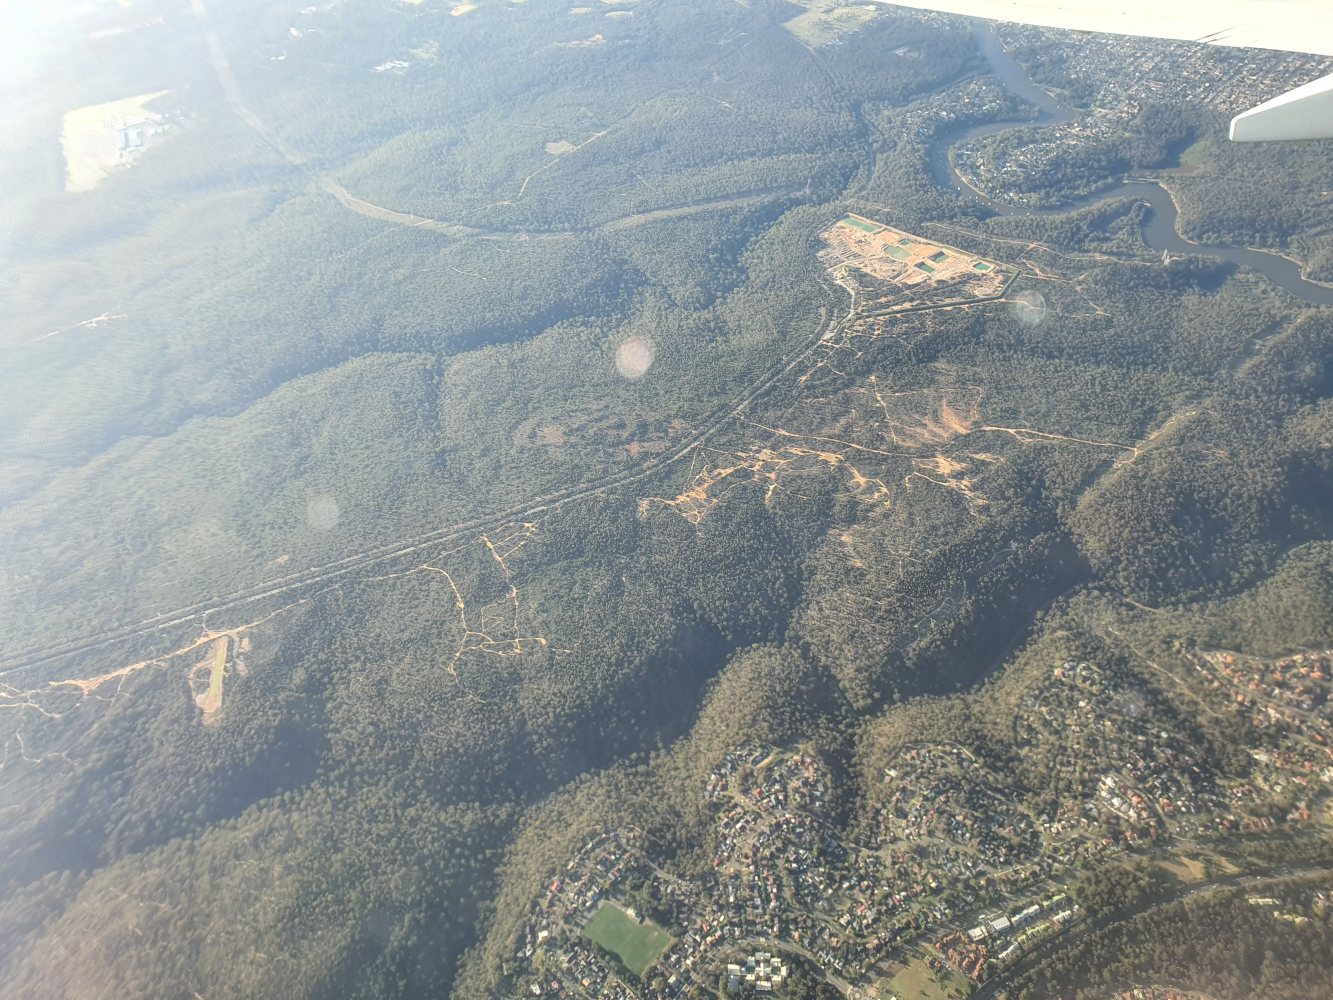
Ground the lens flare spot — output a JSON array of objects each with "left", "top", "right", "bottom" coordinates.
[
  {"left": 1010, "top": 290, "right": 1047, "bottom": 327},
  {"left": 615, "top": 335, "right": 656, "bottom": 380},
  {"left": 307, "top": 494, "right": 339, "bottom": 533}
]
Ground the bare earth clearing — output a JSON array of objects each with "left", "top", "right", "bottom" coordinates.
[{"left": 61, "top": 91, "right": 168, "bottom": 192}]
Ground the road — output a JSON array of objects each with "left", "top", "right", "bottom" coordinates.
[
  {"left": 970, "top": 864, "right": 1331, "bottom": 999},
  {"left": 0, "top": 11, "right": 836, "bottom": 675},
  {"left": 0, "top": 280, "right": 1026, "bottom": 674},
  {"left": 0, "top": 9, "right": 1021, "bottom": 675},
  {"left": 0, "top": 295, "right": 843, "bottom": 675},
  {"left": 191, "top": 0, "right": 799, "bottom": 243}
]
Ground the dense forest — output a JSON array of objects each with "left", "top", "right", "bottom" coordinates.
[
  {"left": 1, "top": 1, "right": 1331, "bottom": 998},
  {"left": 1009, "top": 877, "right": 1333, "bottom": 999},
  {"left": 977, "top": 23, "right": 1333, "bottom": 277}
]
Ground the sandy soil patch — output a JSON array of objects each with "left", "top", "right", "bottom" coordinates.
[{"left": 193, "top": 635, "right": 229, "bottom": 721}]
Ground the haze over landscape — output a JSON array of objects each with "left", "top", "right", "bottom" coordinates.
[{"left": 2, "top": 2, "right": 1333, "bottom": 999}]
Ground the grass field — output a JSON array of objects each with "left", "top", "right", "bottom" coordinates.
[
  {"left": 582, "top": 903, "right": 673, "bottom": 977},
  {"left": 198, "top": 635, "right": 228, "bottom": 716},
  {"left": 882, "top": 956, "right": 969, "bottom": 1000},
  {"left": 1157, "top": 855, "right": 1207, "bottom": 884},
  {"left": 1178, "top": 137, "right": 1213, "bottom": 172}
]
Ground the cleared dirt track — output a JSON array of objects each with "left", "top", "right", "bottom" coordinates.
[{"left": 0, "top": 10, "right": 1015, "bottom": 677}]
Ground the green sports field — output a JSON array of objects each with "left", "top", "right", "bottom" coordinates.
[{"left": 581, "top": 903, "right": 673, "bottom": 977}]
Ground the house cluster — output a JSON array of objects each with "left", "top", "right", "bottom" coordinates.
[
  {"left": 518, "top": 736, "right": 1156, "bottom": 999},
  {"left": 1003, "top": 24, "right": 1333, "bottom": 120},
  {"left": 935, "top": 892, "right": 1077, "bottom": 981},
  {"left": 892, "top": 74, "right": 1028, "bottom": 147},
  {"left": 510, "top": 748, "right": 927, "bottom": 999},
  {"left": 951, "top": 29, "right": 1333, "bottom": 205},
  {"left": 1017, "top": 660, "right": 1221, "bottom": 849},
  {"left": 505, "top": 682, "right": 1310, "bottom": 1000},
  {"left": 512, "top": 831, "right": 661, "bottom": 996},
  {"left": 533, "top": 831, "right": 646, "bottom": 928},
  {"left": 702, "top": 750, "right": 903, "bottom": 980},
  {"left": 1192, "top": 648, "right": 1331, "bottom": 737},
  {"left": 707, "top": 747, "right": 828, "bottom": 815},
  {"left": 526, "top": 938, "right": 615, "bottom": 999},
  {"left": 1183, "top": 648, "right": 1333, "bottom": 825},
  {"left": 518, "top": 741, "right": 1103, "bottom": 999},
  {"left": 952, "top": 104, "right": 1137, "bottom": 206},
  {"left": 875, "top": 743, "right": 1041, "bottom": 868},
  {"left": 1108, "top": 987, "right": 1219, "bottom": 1000},
  {"left": 724, "top": 953, "right": 788, "bottom": 993}
]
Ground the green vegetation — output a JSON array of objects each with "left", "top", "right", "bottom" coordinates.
[
  {"left": 582, "top": 904, "right": 673, "bottom": 978},
  {"left": 0, "top": 2, "right": 1331, "bottom": 999},
  {"left": 1010, "top": 877, "right": 1333, "bottom": 1000},
  {"left": 1177, "top": 137, "right": 1212, "bottom": 172},
  {"left": 972, "top": 26, "right": 1333, "bottom": 276},
  {"left": 886, "top": 956, "right": 969, "bottom": 1000}
]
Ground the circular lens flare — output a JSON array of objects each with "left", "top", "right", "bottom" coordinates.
[
  {"left": 1010, "top": 290, "right": 1047, "bottom": 327},
  {"left": 307, "top": 494, "right": 339, "bottom": 533},
  {"left": 615, "top": 335, "right": 656, "bottom": 380}
]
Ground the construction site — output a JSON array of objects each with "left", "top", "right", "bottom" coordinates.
[{"left": 818, "top": 213, "right": 1015, "bottom": 314}]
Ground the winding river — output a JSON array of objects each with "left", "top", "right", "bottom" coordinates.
[{"left": 930, "top": 22, "right": 1333, "bottom": 306}]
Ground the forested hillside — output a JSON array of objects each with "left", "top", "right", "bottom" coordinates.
[{"left": 1, "top": 1, "right": 1331, "bottom": 998}]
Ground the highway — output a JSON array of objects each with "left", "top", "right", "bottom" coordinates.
[
  {"left": 0, "top": 8, "right": 1016, "bottom": 677},
  {"left": 0, "top": 9, "right": 842, "bottom": 676},
  {"left": 0, "top": 295, "right": 844, "bottom": 676}
]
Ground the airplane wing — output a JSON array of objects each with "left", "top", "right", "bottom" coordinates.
[{"left": 872, "top": 0, "right": 1333, "bottom": 140}]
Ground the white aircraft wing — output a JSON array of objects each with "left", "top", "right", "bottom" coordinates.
[{"left": 873, "top": 0, "right": 1333, "bottom": 140}]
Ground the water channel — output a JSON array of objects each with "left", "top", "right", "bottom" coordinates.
[{"left": 930, "top": 21, "right": 1333, "bottom": 306}]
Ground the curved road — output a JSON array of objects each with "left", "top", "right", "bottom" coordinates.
[
  {"left": 19, "top": 14, "right": 1311, "bottom": 673},
  {"left": 933, "top": 20, "right": 1333, "bottom": 306},
  {"left": 192, "top": 0, "right": 799, "bottom": 242},
  {"left": 0, "top": 9, "right": 829, "bottom": 675},
  {"left": 0, "top": 295, "right": 846, "bottom": 675}
]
